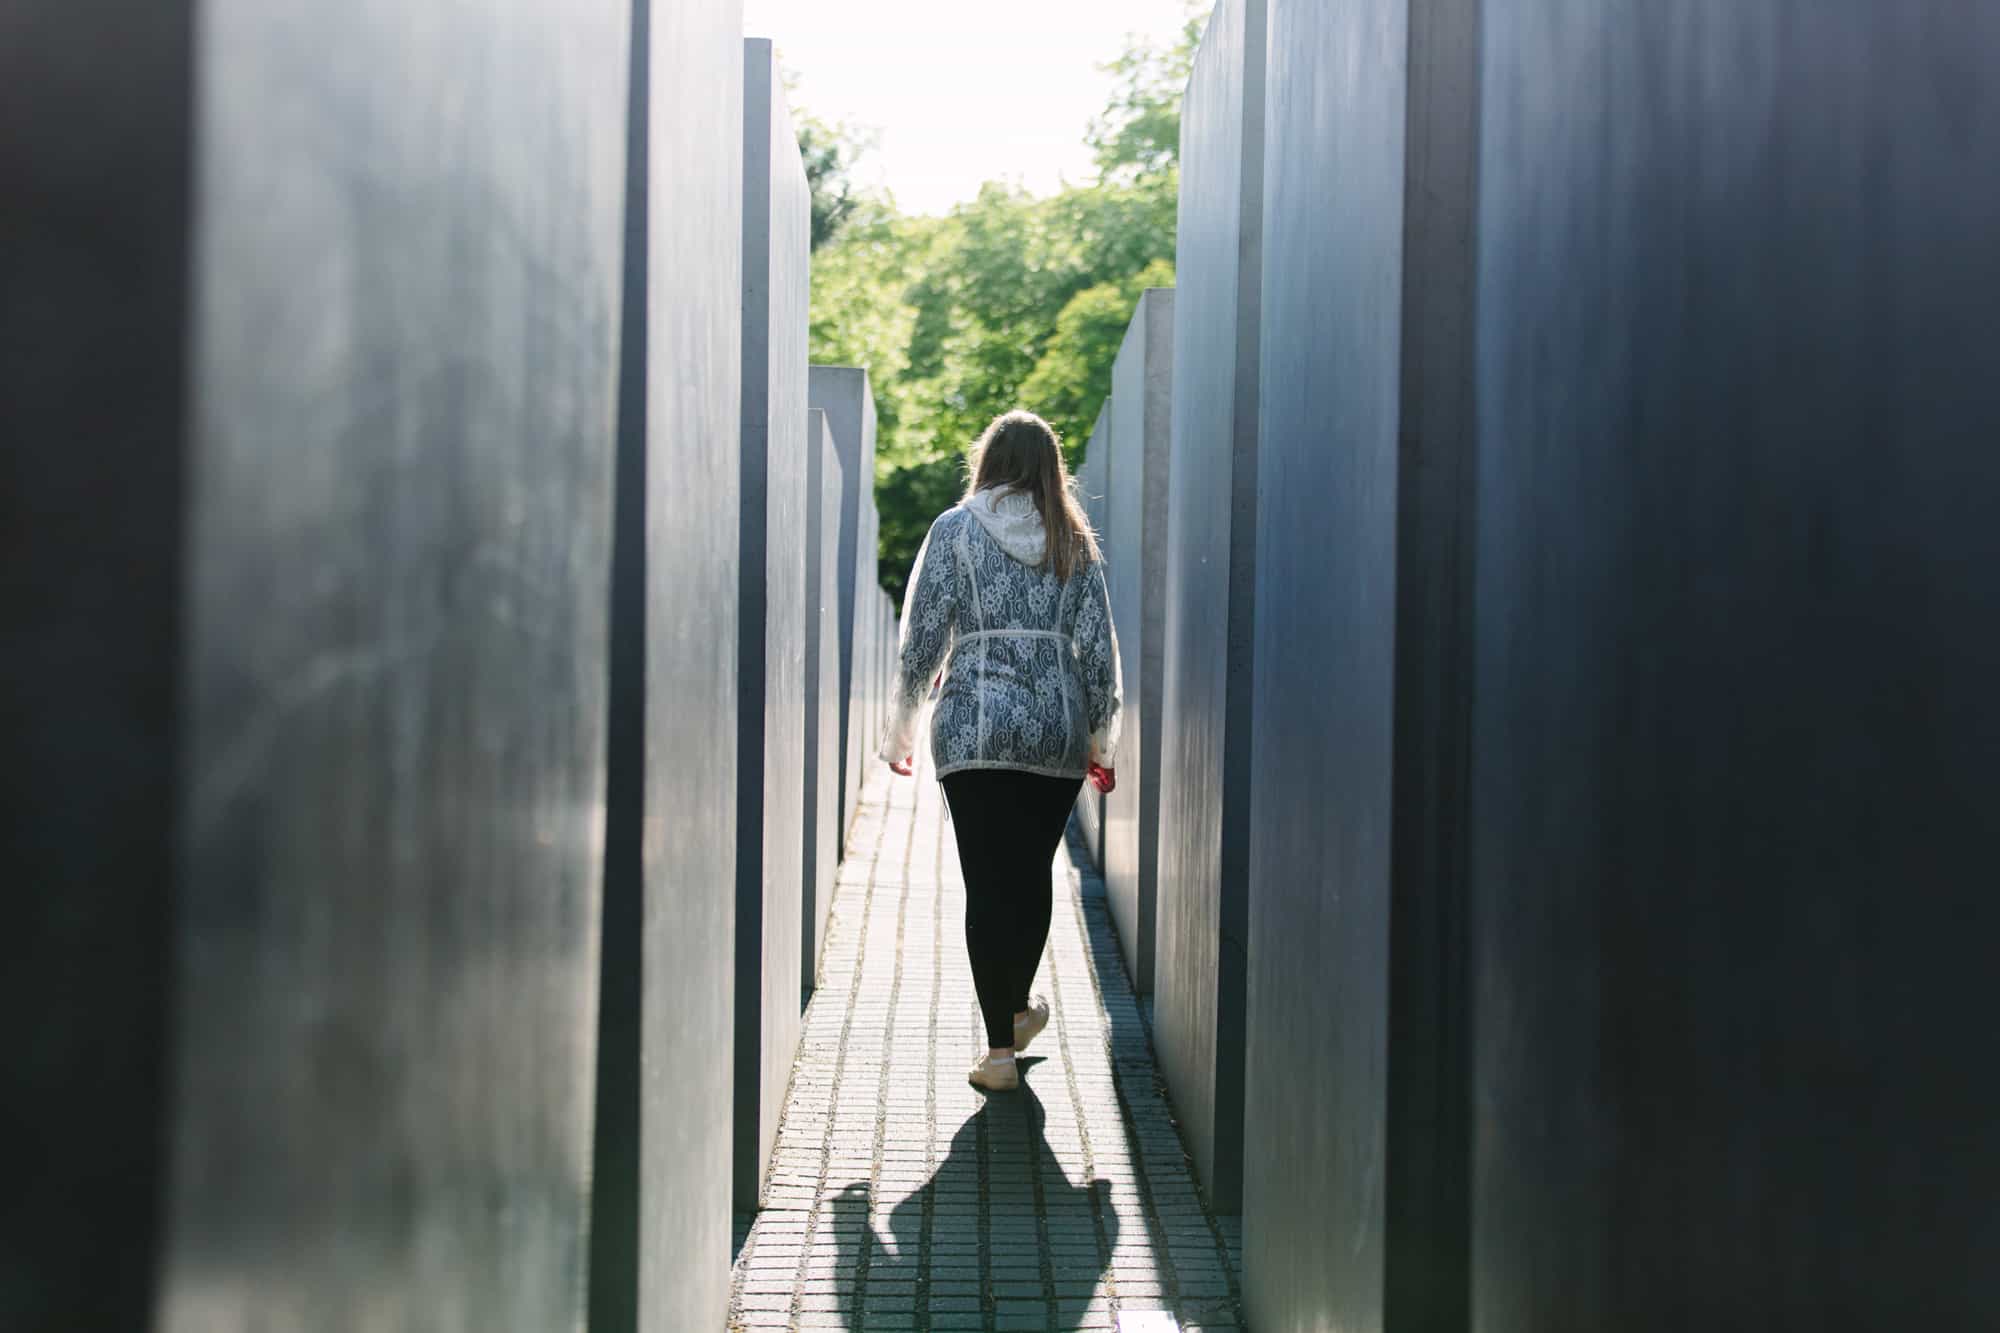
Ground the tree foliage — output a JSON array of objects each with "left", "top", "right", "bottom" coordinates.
[
  {"left": 795, "top": 114, "right": 877, "bottom": 251},
  {"left": 1019, "top": 256, "right": 1177, "bottom": 469},
  {"left": 1084, "top": 5, "right": 1207, "bottom": 179},
  {"left": 800, "top": 14, "right": 1207, "bottom": 601}
]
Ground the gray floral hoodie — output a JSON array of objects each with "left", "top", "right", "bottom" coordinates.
[{"left": 880, "top": 487, "right": 1122, "bottom": 779}]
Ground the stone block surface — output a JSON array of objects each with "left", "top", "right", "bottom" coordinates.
[
  {"left": 621, "top": 2, "right": 745, "bottom": 1324},
  {"left": 1102, "top": 288, "right": 1174, "bottom": 996},
  {"left": 1240, "top": 0, "right": 1437, "bottom": 1325},
  {"left": 807, "top": 365, "right": 878, "bottom": 841},
  {"left": 1, "top": 7, "right": 195, "bottom": 1325},
  {"left": 1464, "top": 4, "right": 2000, "bottom": 1326},
  {"left": 733, "top": 35, "right": 810, "bottom": 1215},
  {"left": 590, "top": 1, "right": 747, "bottom": 1327},
  {"left": 76, "top": 2, "right": 633, "bottom": 1328},
  {"left": 803, "top": 410, "right": 844, "bottom": 993},
  {"left": 1153, "top": 0, "right": 1265, "bottom": 1216},
  {"left": 1238, "top": 0, "right": 2000, "bottom": 1328},
  {"left": 1072, "top": 401, "right": 1113, "bottom": 869},
  {"left": 854, "top": 504, "right": 878, "bottom": 779},
  {"left": 856, "top": 501, "right": 884, "bottom": 783}
]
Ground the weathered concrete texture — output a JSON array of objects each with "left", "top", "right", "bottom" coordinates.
[
  {"left": 734, "top": 36, "right": 810, "bottom": 1215},
  {"left": 852, "top": 500, "right": 880, "bottom": 793},
  {"left": 146, "top": 2, "right": 633, "bottom": 1329},
  {"left": 589, "top": 3, "right": 776, "bottom": 1322},
  {"left": 1153, "top": 0, "right": 1264, "bottom": 1215},
  {"left": 1465, "top": 5, "right": 2000, "bottom": 1328},
  {"left": 858, "top": 578, "right": 880, "bottom": 786},
  {"left": 858, "top": 506, "right": 889, "bottom": 794},
  {"left": 885, "top": 590, "right": 897, "bottom": 727},
  {"left": 623, "top": 0, "right": 742, "bottom": 1324},
  {"left": 807, "top": 365, "right": 878, "bottom": 842},
  {"left": 1238, "top": 0, "right": 1431, "bottom": 1327},
  {"left": 1101, "top": 289, "right": 1174, "bottom": 996},
  {"left": 1071, "top": 401, "right": 1113, "bottom": 871},
  {"left": 853, "top": 584, "right": 870, "bottom": 790},
  {"left": 803, "top": 411, "right": 844, "bottom": 995},
  {"left": 1, "top": 5, "right": 193, "bottom": 1325},
  {"left": 886, "top": 589, "right": 898, "bottom": 756},
  {"left": 881, "top": 591, "right": 896, "bottom": 757}
]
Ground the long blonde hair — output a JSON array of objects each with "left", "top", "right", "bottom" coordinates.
[{"left": 963, "top": 410, "right": 1100, "bottom": 581}]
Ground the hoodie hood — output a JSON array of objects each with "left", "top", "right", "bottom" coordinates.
[{"left": 964, "top": 487, "right": 1047, "bottom": 567}]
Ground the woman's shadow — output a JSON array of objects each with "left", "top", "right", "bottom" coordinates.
[{"left": 832, "top": 1066, "right": 1118, "bottom": 1329}]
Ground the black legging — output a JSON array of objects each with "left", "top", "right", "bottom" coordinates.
[{"left": 940, "top": 769, "right": 1083, "bottom": 1049}]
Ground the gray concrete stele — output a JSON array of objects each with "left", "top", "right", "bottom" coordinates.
[
  {"left": 733, "top": 35, "right": 811, "bottom": 1218},
  {"left": 1153, "top": 0, "right": 1266, "bottom": 1218}
]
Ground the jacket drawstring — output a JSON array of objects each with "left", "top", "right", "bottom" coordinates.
[{"left": 930, "top": 670, "right": 951, "bottom": 823}]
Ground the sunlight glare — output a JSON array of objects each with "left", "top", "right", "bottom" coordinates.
[{"left": 742, "top": 0, "right": 1195, "bottom": 215}]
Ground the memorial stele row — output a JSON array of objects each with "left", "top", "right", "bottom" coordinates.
[
  {"left": 1080, "top": 1, "right": 1999, "bottom": 1331},
  {"left": 4, "top": 7, "right": 897, "bottom": 1331}
]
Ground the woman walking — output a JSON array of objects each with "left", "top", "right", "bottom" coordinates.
[{"left": 880, "top": 410, "right": 1122, "bottom": 1093}]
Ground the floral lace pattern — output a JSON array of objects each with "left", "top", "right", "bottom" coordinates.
[{"left": 880, "top": 505, "right": 1121, "bottom": 779}]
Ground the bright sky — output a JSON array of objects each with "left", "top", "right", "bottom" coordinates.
[{"left": 743, "top": 0, "right": 1195, "bottom": 216}]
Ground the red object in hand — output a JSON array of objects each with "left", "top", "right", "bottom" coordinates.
[
  {"left": 889, "top": 756, "right": 914, "bottom": 776},
  {"left": 1087, "top": 763, "right": 1116, "bottom": 795}
]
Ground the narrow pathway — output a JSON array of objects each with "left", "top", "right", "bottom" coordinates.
[{"left": 729, "top": 758, "right": 1242, "bottom": 1332}]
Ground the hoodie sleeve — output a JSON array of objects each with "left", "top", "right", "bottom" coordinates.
[
  {"left": 1073, "top": 557, "right": 1123, "bottom": 764},
  {"left": 880, "top": 513, "right": 957, "bottom": 763}
]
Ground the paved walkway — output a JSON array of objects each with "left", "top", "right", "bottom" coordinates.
[{"left": 729, "top": 759, "right": 1243, "bottom": 1332}]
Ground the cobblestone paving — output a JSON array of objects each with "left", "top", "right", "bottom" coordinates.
[{"left": 728, "top": 759, "right": 1243, "bottom": 1332}]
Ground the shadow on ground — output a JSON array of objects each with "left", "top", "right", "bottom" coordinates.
[{"left": 832, "top": 1070, "right": 1118, "bottom": 1330}]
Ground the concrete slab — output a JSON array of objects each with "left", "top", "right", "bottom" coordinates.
[
  {"left": 2, "top": 7, "right": 196, "bottom": 1324},
  {"left": 590, "top": 2, "right": 746, "bottom": 1327},
  {"left": 1073, "top": 400, "right": 1114, "bottom": 869},
  {"left": 125, "top": 2, "right": 631, "bottom": 1328},
  {"left": 854, "top": 503, "right": 878, "bottom": 783},
  {"left": 1465, "top": 3, "right": 2000, "bottom": 1325},
  {"left": 733, "top": 36, "right": 810, "bottom": 1215},
  {"left": 1240, "top": 0, "right": 2000, "bottom": 1327},
  {"left": 1102, "top": 288, "right": 1174, "bottom": 997},
  {"left": 807, "top": 365, "right": 878, "bottom": 842},
  {"left": 1153, "top": 0, "right": 1265, "bottom": 1215},
  {"left": 1239, "top": 0, "right": 1440, "bottom": 1325},
  {"left": 803, "top": 411, "right": 844, "bottom": 995},
  {"left": 618, "top": 3, "right": 746, "bottom": 1324},
  {"left": 856, "top": 501, "right": 884, "bottom": 787}
]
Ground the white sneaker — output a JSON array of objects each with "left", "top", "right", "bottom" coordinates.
[
  {"left": 968, "top": 1053, "right": 1019, "bottom": 1092},
  {"left": 1013, "top": 995, "right": 1051, "bottom": 1052}
]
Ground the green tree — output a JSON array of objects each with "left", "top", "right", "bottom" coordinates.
[
  {"left": 874, "top": 455, "right": 967, "bottom": 606},
  {"left": 808, "top": 201, "right": 934, "bottom": 444},
  {"left": 1018, "top": 257, "right": 1176, "bottom": 466},
  {"left": 780, "top": 57, "right": 879, "bottom": 252},
  {"left": 865, "top": 180, "right": 1176, "bottom": 599},
  {"left": 795, "top": 114, "right": 878, "bottom": 251},
  {"left": 805, "top": 20, "right": 1197, "bottom": 601},
  {"left": 1084, "top": 5, "right": 1208, "bottom": 179}
]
